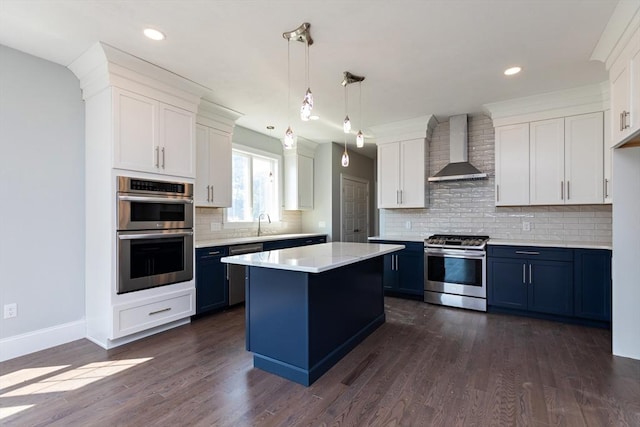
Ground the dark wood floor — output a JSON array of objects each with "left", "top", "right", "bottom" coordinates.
[{"left": 1, "top": 297, "right": 639, "bottom": 426}]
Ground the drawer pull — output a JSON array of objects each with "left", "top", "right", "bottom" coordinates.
[
  {"left": 149, "top": 307, "right": 171, "bottom": 316},
  {"left": 515, "top": 251, "right": 539, "bottom": 255},
  {"left": 208, "top": 251, "right": 221, "bottom": 256}
]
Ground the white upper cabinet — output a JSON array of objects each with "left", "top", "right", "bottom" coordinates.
[
  {"left": 564, "top": 112, "right": 604, "bottom": 205},
  {"left": 494, "top": 112, "right": 604, "bottom": 206},
  {"left": 377, "top": 138, "right": 426, "bottom": 208},
  {"left": 284, "top": 152, "right": 314, "bottom": 210},
  {"left": 530, "top": 118, "right": 565, "bottom": 205},
  {"left": 195, "top": 124, "right": 232, "bottom": 207},
  {"left": 609, "top": 26, "right": 640, "bottom": 147},
  {"left": 495, "top": 123, "right": 530, "bottom": 206},
  {"left": 113, "top": 87, "right": 195, "bottom": 178}
]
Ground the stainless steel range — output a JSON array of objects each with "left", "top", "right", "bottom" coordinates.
[{"left": 424, "top": 234, "right": 489, "bottom": 312}]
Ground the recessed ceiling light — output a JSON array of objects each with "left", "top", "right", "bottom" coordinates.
[
  {"left": 144, "top": 28, "right": 165, "bottom": 41},
  {"left": 504, "top": 66, "right": 522, "bottom": 76},
  {"left": 309, "top": 115, "right": 320, "bottom": 120}
]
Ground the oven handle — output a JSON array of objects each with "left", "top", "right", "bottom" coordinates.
[
  {"left": 118, "top": 195, "right": 193, "bottom": 204},
  {"left": 118, "top": 231, "right": 194, "bottom": 240},
  {"left": 425, "top": 248, "right": 486, "bottom": 260}
]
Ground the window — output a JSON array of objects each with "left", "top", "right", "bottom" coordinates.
[{"left": 227, "top": 147, "right": 280, "bottom": 222}]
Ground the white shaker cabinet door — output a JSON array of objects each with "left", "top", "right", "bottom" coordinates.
[
  {"left": 159, "top": 103, "right": 195, "bottom": 178},
  {"left": 377, "top": 143, "right": 401, "bottom": 208},
  {"left": 195, "top": 124, "right": 211, "bottom": 205},
  {"left": 604, "top": 111, "right": 613, "bottom": 204},
  {"left": 495, "top": 123, "right": 529, "bottom": 206},
  {"left": 564, "top": 112, "right": 604, "bottom": 205},
  {"left": 113, "top": 88, "right": 156, "bottom": 172},
  {"left": 297, "top": 154, "right": 314, "bottom": 210},
  {"left": 209, "top": 128, "right": 232, "bottom": 207},
  {"left": 399, "top": 138, "right": 425, "bottom": 208},
  {"left": 530, "top": 118, "right": 564, "bottom": 205}
]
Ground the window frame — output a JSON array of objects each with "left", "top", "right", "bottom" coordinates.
[{"left": 224, "top": 144, "right": 282, "bottom": 226}]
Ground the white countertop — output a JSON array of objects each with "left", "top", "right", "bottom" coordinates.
[
  {"left": 488, "top": 239, "right": 612, "bottom": 250},
  {"left": 221, "top": 242, "right": 405, "bottom": 273},
  {"left": 368, "top": 236, "right": 426, "bottom": 243},
  {"left": 196, "top": 233, "right": 326, "bottom": 249}
]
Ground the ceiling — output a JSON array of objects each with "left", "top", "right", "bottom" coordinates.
[{"left": 0, "top": 0, "right": 618, "bottom": 158}]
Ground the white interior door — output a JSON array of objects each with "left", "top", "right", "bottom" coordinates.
[{"left": 341, "top": 175, "right": 369, "bottom": 243}]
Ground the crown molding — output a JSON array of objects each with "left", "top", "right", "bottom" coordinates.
[
  {"left": 369, "top": 115, "right": 437, "bottom": 145},
  {"left": 483, "top": 83, "right": 609, "bottom": 127},
  {"left": 591, "top": 0, "right": 640, "bottom": 68}
]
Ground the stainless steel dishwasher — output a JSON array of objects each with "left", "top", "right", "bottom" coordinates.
[{"left": 227, "top": 243, "right": 263, "bottom": 305}]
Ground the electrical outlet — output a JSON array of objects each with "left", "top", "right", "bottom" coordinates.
[
  {"left": 318, "top": 221, "right": 326, "bottom": 228},
  {"left": 522, "top": 221, "right": 531, "bottom": 232},
  {"left": 4, "top": 303, "right": 17, "bottom": 319},
  {"left": 405, "top": 221, "right": 412, "bottom": 230}
]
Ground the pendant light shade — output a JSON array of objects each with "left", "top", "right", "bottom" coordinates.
[
  {"left": 341, "top": 150, "right": 349, "bottom": 167},
  {"left": 343, "top": 115, "right": 351, "bottom": 133},
  {"left": 356, "top": 130, "right": 364, "bottom": 148},
  {"left": 284, "top": 126, "right": 294, "bottom": 149}
]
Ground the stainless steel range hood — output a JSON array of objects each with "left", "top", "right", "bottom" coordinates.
[{"left": 428, "top": 114, "right": 487, "bottom": 182}]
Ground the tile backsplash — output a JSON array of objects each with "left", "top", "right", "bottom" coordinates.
[
  {"left": 195, "top": 207, "right": 302, "bottom": 242},
  {"left": 379, "top": 115, "right": 612, "bottom": 243}
]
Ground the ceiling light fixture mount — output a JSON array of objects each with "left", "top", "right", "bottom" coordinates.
[
  {"left": 341, "top": 71, "right": 365, "bottom": 135},
  {"left": 282, "top": 22, "right": 313, "bottom": 45}
]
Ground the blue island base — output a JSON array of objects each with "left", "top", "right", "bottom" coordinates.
[{"left": 245, "top": 256, "right": 386, "bottom": 386}]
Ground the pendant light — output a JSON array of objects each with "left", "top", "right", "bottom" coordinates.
[
  {"left": 356, "top": 81, "right": 364, "bottom": 148},
  {"left": 341, "top": 136, "right": 349, "bottom": 167},
  {"left": 343, "top": 84, "right": 351, "bottom": 133},
  {"left": 300, "top": 40, "right": 313, "bottom": 121},
  {"left": 283, "top": 39, "right": 294, "bottom": 149},
  {"left": 282, "top": 23, "right": 314, "bottom": 126}
]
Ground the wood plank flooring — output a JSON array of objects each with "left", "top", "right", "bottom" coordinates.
[{"left": 1, "top": 297, "right": 639, "bottom": 426}]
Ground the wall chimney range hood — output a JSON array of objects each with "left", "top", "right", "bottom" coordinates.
[{"left": 428, "top": 114, "right": 487, "bottom": 182}]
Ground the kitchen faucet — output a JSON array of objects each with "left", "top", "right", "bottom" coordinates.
[{"left": 257, "top": 213, "right": 271, "bottom": 236}]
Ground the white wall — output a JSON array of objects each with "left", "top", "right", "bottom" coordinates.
[
  {"left": 0, "top": 45, "right": 86, "bottom": 358},
  {"left": 611, "top": 146, "right": 640, "bottom": 360}
]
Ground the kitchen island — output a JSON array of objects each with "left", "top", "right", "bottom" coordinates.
[{"left": 221, "top": 242, "right": 404, "bottom": 386}]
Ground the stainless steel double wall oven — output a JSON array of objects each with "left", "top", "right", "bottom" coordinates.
[{"left": 116, "top": 176, "right": 194, "bottom": 294}]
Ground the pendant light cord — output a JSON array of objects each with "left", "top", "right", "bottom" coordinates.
[{"left": 287, "top": 39, "right": 291, "bottom": 124}]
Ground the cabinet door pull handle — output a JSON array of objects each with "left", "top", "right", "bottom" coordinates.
[
  {"left": 396, "top": 190, "right": 400, "bottom": 204},
  {"left": 209, "top": 184, "right": 213, "bottom": 202},
  {"left": 161, "top": 147, "right": 166, "bottom": 169},
  {"left": 515, "top": 251, "right": 539, "bottom": 255},
  {"left": 206, "top": 185, "right": 210, "bottom": 202},
  {"left": 624, "top": 111, "right": 630, "bottom": 130},
  {"left": 400, "top": 190, "right": 403, "bottom": 204},
  {"left": 149, "top": 307, "right": 171, "bottom": 316},
  {"left": 560, "top": 181, "right": 564, "bottom": 200},
  {"left": 496, "top": 184, "right": 500, "bottom": 202},
  {"left": 605, "top": 179, "right": 609, "bottom": 199},
  {"left": 621, "top": 112, "right": 624, "bottom": 131},
  {"left": 155, "top": 146, "right": 160, "bottom": 168},
  {"left": 529, "top": 264, "right": 532, "bottom": 284},
  {"left": 567, "top": 181, "right": 570, "bottom": 200},
  {"left": 522, "top": 264, "right": 526, "bottom": 284}
]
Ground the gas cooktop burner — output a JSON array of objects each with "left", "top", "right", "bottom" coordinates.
[{"left": 425, "top": 234, "right": 490, "bottom": 249}]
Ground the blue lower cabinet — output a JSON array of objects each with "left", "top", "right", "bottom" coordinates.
[
  {"left": 574, "top": 249, "right": 611, "bottom": 322},
  {"left": 488, "top": 246, "right": 573, "bottom": 316},
  {"left": 377, "top": 241, "right": 424, "bottom": 298},
  {"left": 488, "top": 245, "right": 610, "bottom": 326},
  {"left": 195, "top": 246, "right": 228, "bottom": 315}
]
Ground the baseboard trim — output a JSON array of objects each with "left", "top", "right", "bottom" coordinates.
[{"left": 0, "top": 319, "right": 86, "bottom": 362}]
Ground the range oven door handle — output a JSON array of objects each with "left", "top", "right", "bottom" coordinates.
[
  {"left": 118, "top": 231, "right": 194, "bottom": 240},
  {"left": 118, "top": 195, "right": 193, "bottom": 204},
  {"left": 425, "top": 248, "right": 486, "bottom": 260}
]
